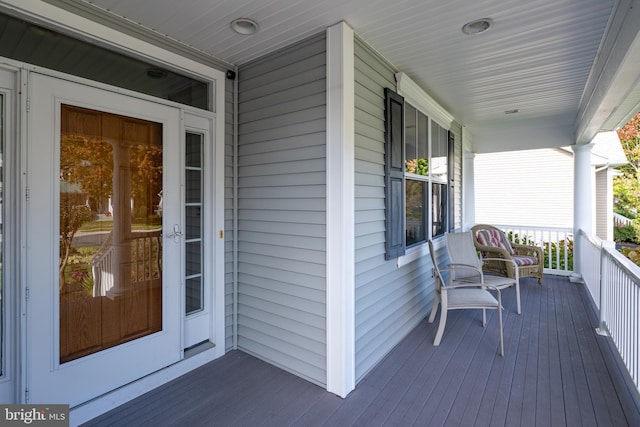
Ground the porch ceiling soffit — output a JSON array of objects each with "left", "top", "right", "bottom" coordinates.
[{"left": 575, "top": 0, "right": 640, "bottom": 144}]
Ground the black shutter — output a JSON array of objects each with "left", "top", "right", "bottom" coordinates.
[
  {"left": 384, "top": 88, "right": 406, "bottom": 260},
  {"left": 448, "top": 130, "right": 455, "bottom": 232}
]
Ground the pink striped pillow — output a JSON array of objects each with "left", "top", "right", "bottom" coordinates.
[{"left": 476, "top": 229, "right": 514, "bottom": 255}]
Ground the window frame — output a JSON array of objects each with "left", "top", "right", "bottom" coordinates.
[{"left": 386, "top": 73, "right": 456, "bottom": 265}]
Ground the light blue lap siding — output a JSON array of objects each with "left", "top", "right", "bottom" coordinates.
[
  {"left": 354, "top": 36, "right": 438, "bottom": 383},
  {"left": 237, "top": 33, "right": 328, "bottom": 386}
]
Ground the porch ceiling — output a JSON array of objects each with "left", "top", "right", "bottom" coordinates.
[{"left": 41, "top": 0, "right": 640, "bottom": 148}]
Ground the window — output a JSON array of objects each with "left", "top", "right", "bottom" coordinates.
[{"left": 385, "top": 89, "right": 453, "bottom": 259}]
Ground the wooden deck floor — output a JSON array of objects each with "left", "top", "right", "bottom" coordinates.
[{"left": 83, "top": 276, "right": 640, "bottom": 426}]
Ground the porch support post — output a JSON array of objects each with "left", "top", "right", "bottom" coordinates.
[
  {"left": 571, "top": 143, "right": 595, "bottom": 283},
  {"left": 326, "top": 21, "right": 355, "bottom": 398}
]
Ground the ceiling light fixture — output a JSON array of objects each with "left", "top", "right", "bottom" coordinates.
[
  {"left": 231, "top": 18, "right": 259, "bottom": 35},
  {"left": 462, "top": 18, "right": 493, "bottom": 35}
]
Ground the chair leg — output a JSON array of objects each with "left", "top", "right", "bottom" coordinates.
[
  {"left": 516, "top": 281, "right": 521, "bottom": 315},
  {"left": 482, "top": 308, "right": 486, "bottom": 327},
  {"left": 428, "top": 294, "right": 440, "bottom": 323},
  {"left": 434, "top": 308, "right": 448, "bottom": 346},
  {"left": 498, "top": 305, "right": 504, "bottom": 356}
]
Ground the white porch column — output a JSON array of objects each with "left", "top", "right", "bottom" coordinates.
[
  {"left": 571, "top": 143, "right": 595, "bottom": 282},
  {"left": 326, "top": 21, "right": 355, "bottom": 398},
  {"left": 463, "top": 150, "right": 476, "bottom": 230}
]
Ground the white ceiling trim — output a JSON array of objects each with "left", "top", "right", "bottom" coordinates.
[{"left": 395, "top": 72, "right": 454, "bottom": 129}]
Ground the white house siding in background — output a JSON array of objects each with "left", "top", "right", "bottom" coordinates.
[
  {"left": 474, "top": 148, "right": 574, "bottom": 228},
  {"left": 596, "top": 168, "right": 615, "bottom": 240},
  {"left": 236, "top": 34, "right": 328, "bottom": 386}
]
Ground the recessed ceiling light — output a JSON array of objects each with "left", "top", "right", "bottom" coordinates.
[
  {"left": 231, "top": 18, "right": 259, "bottom": 35},
  {"left": 462, "top": 18, "right": 493, "bottom": 35}
]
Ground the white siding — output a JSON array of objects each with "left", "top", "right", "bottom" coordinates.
[
  {"left": 595, "top": 169, "right": 613, "bottom": 240},
  {"left": 236, "top": 34, "right": 328, "bottom": 385},
  {"left": 474, "top": 148, "right": 574, "bottom": 228}
]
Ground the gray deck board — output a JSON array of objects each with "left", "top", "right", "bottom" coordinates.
[{"left": 83, "top": 276, "right": 640, "bottom": 427}]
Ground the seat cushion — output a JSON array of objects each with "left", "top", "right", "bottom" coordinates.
[
  {"left": 447, "top": 288, "right": 499, "bottom": 308},
  {"left": 476, "top": 229, "right": 514, "bottom": 255},
  {"left": 512, "top": 255, "right": 538, "bottom": 266}
]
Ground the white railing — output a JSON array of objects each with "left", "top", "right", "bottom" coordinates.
[
  {"left": 91, "top": 230, "right": 162, "bottom": 297},
  {"left": 614, "top": 212, "right": 633, "bottom": 228},
  {"left": 494, "top": 224, "right": 574, "bottom": 276},
  {"left": 578, "top": 229, "right": 640, "bottom": 393}
]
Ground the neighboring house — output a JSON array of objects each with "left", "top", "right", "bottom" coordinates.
[
  {"left": 0, "top": 1, "right": 639, "bottom": 424},
  {"left": 474, "top": 131, "right": 627, "bottom": 240}
]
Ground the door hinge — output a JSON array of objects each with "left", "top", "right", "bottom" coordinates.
[
  {"left": 25, "top": 287, "right": 30, "bottom": 302},
  {"left": 25, "top": 388, "right": 29, "bottom": 403},
  {"left": 26, "top": 97, "right": 30, "bottom": 113},
  {"left": 25, "top": 186, "right": 30, "bottom": 202}
]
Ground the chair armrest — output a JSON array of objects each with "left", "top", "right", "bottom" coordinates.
[
  {"left": 511, "top": 243, "right": 544, "bottom": 260},
  {"left": 473, "top": 243, "right": 511, "bottom": 259},
  {"left": 482, "top": 257, "right": 518, "bottom": 268},
  {"left": 442, "top": 283, "right": 500, "bottom": 293}
]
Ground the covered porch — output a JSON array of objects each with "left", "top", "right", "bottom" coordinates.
[{"left": 84, "top": 275, "right": 640, "bottom": 426}]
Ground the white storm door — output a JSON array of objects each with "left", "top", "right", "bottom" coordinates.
[{"left": 26, "top": 73, "right": 182, "bottom": 406}]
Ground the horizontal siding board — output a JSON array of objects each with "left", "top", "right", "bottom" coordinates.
[
  {"left": 240, "top": 34, "right": 326, "bottom": 80},
  {"left": 240, "top": 133, "right": 325, "bottom": 156},
  {"left": 239, "top": 221, "right": 325, "bottom": 238},
  {"left": 239, "top": 119, "right": 325, "bottom": 145},
  {"left": 241, "top": 145, "right": 325, "bottom": 166},
  {"left": 239, "top": 276, "right": 325, "bottom": 311},
  {"left": 240, "top": 185, "right": 326, "bottom": 199},
  {"left": 238, "top": 316, "right": 325, "bottom": 356},
  {"left": 238, "top": 80, "right": 326, "bottom": 114},
  {"left": 238, "top": 209, "right": 325, "bottom": 224},
  {"left": 240, "top": 66, "right": 326, "bottom": 104},
  {"left": 238, "top": 304, "right": 324, "bottom": 341},
  {"left": 239, "top": 105, "right": 326, "bottom": 135},
  {"left": 238, "top": 232, "right": 325, "bottom": 252},
  {"left": 239, "top": 172, "right": 325, "bottom": 188},
  {"left": 238, "top": 282, "right": 324, "bottom": 317},
  {"left": 240, "top": 52, "right": 326, "bottom": 93},
  {"left": 241, "top": 92, "right": 326, "bottom": 124},
  {"left": 239, "top": 197, "right": 325, "bottom": 212},
  {"left": 240, "top": 158, "right": 325, "bottom": 177},
  {"left": 238, "top": 252, "right": 325, "bottom": 277},
  {"left": 238, "top": 241, "right": 324, "bottom": 264},
  {"left": 239, "top": 263, "right": 325, "bottom": 291}
]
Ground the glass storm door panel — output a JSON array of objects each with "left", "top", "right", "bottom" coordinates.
[
  {"left": 59, "top": 105, "right": 163, "bottom": 363},
  {"left": 27, "top": 73, "right": 182, "bottom": 406}
]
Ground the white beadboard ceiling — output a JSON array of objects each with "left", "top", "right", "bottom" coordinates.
[{"left": 53, "top": 0, "right": 640, "bottom": 138}]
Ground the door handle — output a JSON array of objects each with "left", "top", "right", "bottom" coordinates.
[{"left": 166, "top": 224, "right": 183, "bottom": 243}]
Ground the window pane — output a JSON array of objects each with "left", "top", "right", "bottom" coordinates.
[
  {"left": 405, "top": 104, "right": 416, "bottom": 171},
  {"left": 0, "top": 13, "right": 208, "bottom": 110},
  {"left": 406, "top": 180, "right": 426, "bottom": 246},
  {"left": 432, "top": 182, "right": 447, "bottom": 237},
  {"left": 431, "top": 122, "right": 448, "bottom": 184}
]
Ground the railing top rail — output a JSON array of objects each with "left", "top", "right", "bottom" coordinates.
[
  {"left": 492, "top": 224, "right": 573, "bottom": 233},
  {"left": 602, "top": 244, "right": 640, "bottom": 284}
]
